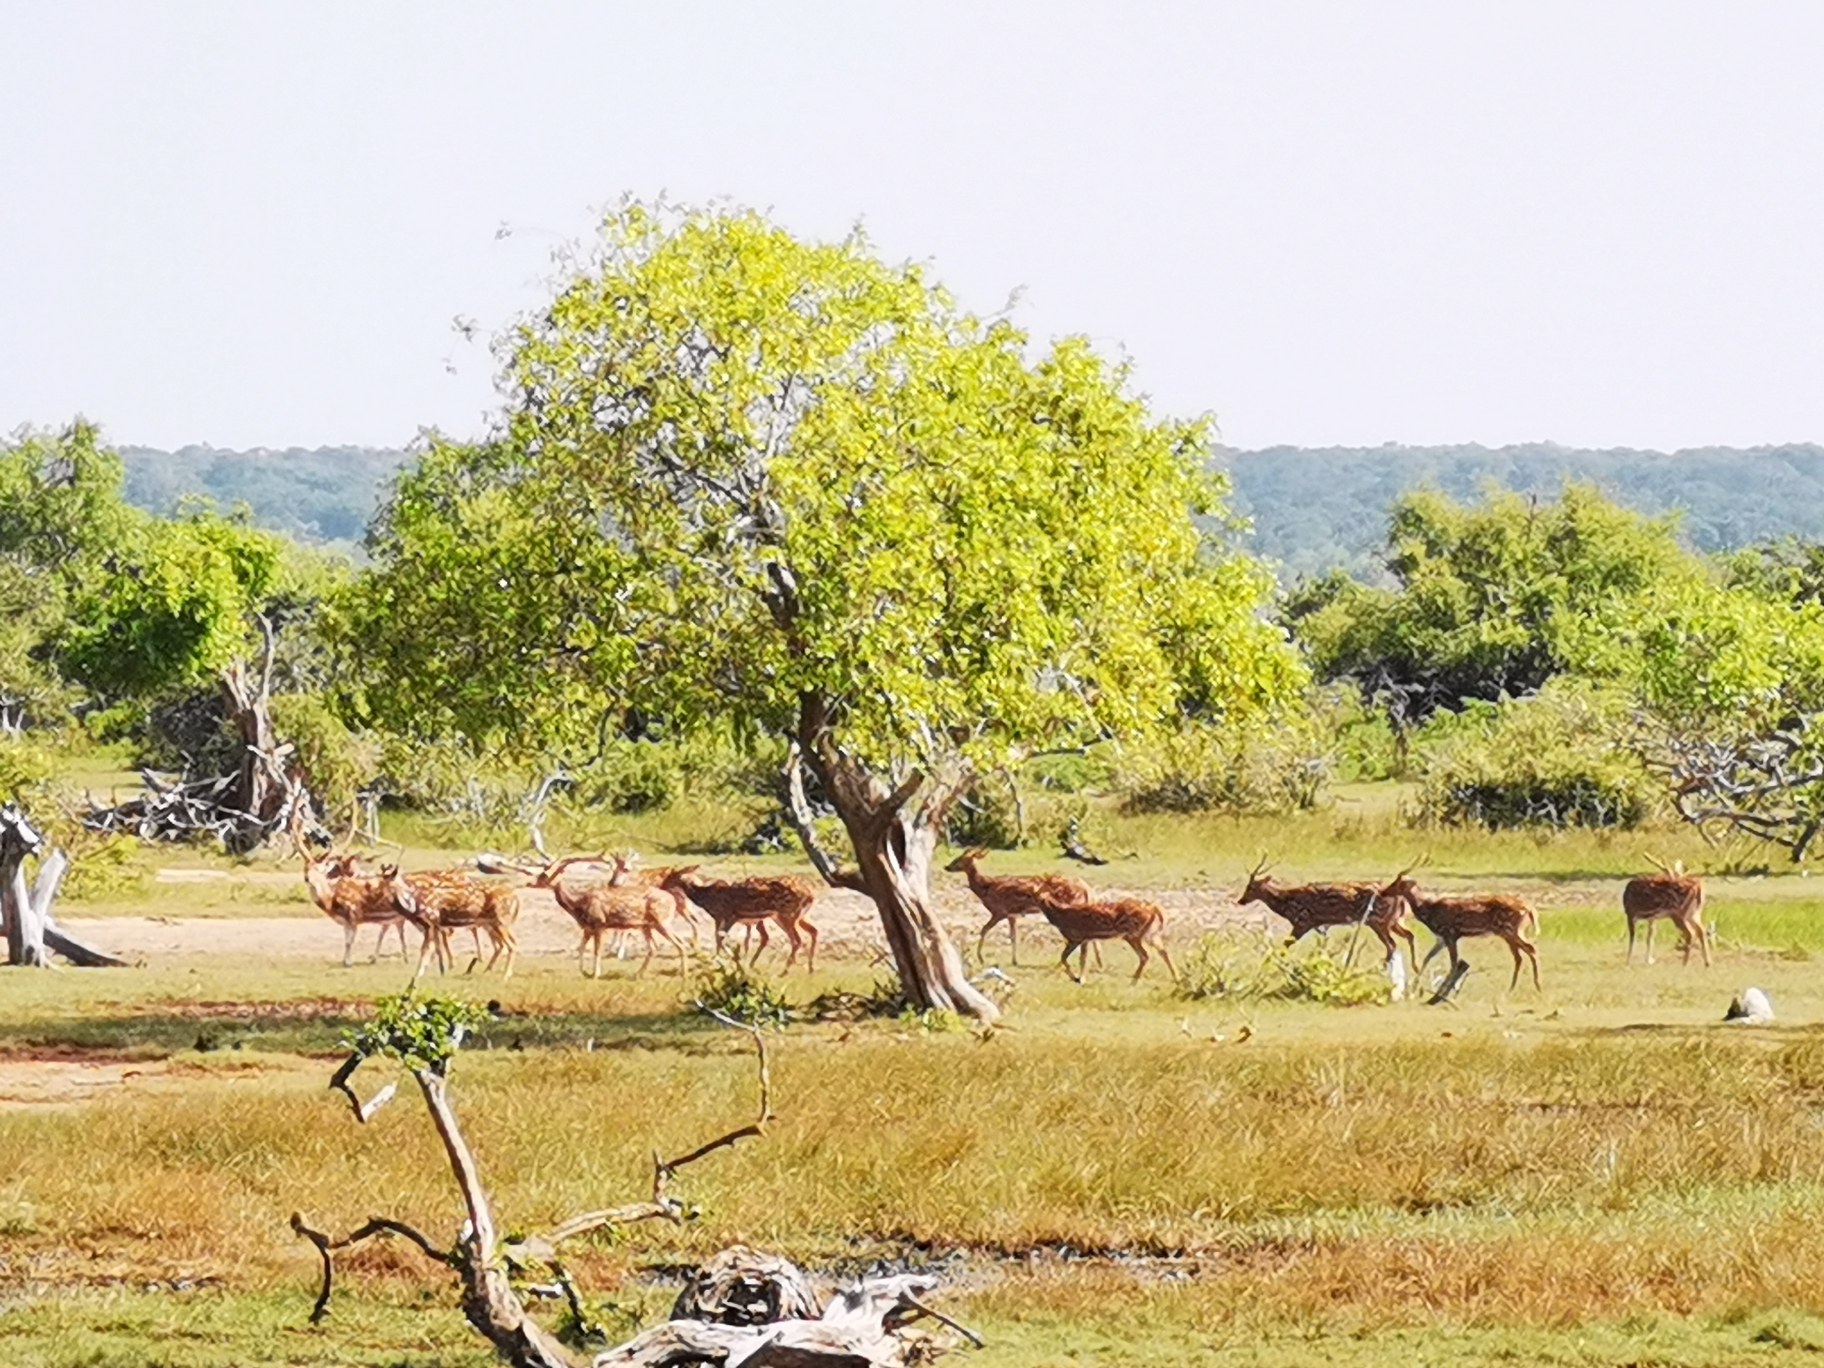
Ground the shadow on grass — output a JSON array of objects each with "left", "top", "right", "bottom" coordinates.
[{"left": 0, "top": 1002, "right": 731, "bottom": 1059}]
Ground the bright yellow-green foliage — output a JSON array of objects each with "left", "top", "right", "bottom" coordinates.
[{"left": 350, "top": 204, "right": 1302, "bottom": 771}]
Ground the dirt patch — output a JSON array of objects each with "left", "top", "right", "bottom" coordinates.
[
  {"left": 0, "top": 1058, "right": 169, "bottom": 1108},
  {"left": 61, "top": 878, "right": 1265, "bottom": 967}
]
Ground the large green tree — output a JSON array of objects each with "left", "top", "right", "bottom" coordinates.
[{"left": 349, "top": 204, "right": 1302, "bottom": 1018}]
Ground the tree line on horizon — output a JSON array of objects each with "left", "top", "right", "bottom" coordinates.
[{"left": 111, "top": 439, "right": 1824, "bottom": 581}]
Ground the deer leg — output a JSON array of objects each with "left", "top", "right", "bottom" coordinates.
[
  {"left": 1129, "top": 935, "right": 1149, "bottom": 981},
  {"left": 341, "top": 921, "right": 357, "bottom": 968},
  {"left": 778, "top": 919, "right": 805, "bottom": 973},
  {"left": 654, "top": 922, "right": 686, "bottom": 976},
  {"left": 1524, "top": 937, "right": 1540, "bottom": 990},
  {"left": 1695, "top": 918, "right": 1713, "bottom": 968},
  {"left": 801, "top": 919, "right": 818, "bottom": 974},
  {"left": 636, "top": 928, "right": 655, "bottom": 977},
  {"left": 1009, "top": 915, "right": 1020, "bottom": 967},
  {"left": 1627, "top": 916, "right": 1638, "bottom": 964},
  {"left": 978, "top": 916, "right": 996, "bottom": 964},
  {"left": 1061, "top": 940, "right": 1083, "bottom": 983},
  {"left": 1394, "top": 924, "right": 1417, "bottom": 973},
  {"left": 1644, "top": 919, "right": 1656, "bottom": 966},
  {"left": 1154, "top": 937, "right": 1179, "bottom": 984}
]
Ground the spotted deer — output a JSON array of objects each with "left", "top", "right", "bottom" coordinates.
[
  {"left": 945, "top": 846, "right": 1091, "bottom": 965},
  {"left": 1237, "top": 857, "right": 1418, "bottom": 969},
  {"left": 291, "top": 814, "right": 427, "bottom": 966},
  {"left": 401, "top": 871, "right": 521, "bottom": 979},
  {"left": 1035, "top": 890, "right": 1177, "bottom": 983},
  {"left": 535, "top": 854, "right": 689, "bottom": 977},
  {"left": 659, "top": 868, "right": 820, "bottom": 972},
  {"left": 1379, "top": 871, "right": 1540, "bottom": 990},
  {"left": 1624, "top": 860, "right": 1709, "bottom": 966}
]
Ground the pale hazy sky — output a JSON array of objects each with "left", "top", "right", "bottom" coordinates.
[{"left": 3, "top": 2, "right": 1822, "bottom": 453}]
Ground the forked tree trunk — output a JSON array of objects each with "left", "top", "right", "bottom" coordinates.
[
  {"left": 842, "top": 809, "right": 998, "bottom": 1022},
  {"left": 797, "top": 699, "right": 998, "bottom": 1023},
  {"left": 221, "top": 656, "right": 286, "bottom": 853}
]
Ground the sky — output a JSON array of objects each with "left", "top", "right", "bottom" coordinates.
[{"left": 3, "top": 2, "right": 1823, "bottom": 454}]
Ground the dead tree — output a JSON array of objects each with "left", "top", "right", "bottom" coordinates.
[
  {"left": 0, "top": 805, "right": 125, "bottom": 968},
  {"left": 1636, "top": 714, "right": 1824, "bottom": 862},
  {"left": 291, "top": 995, "right": 974, "bottom": 1368}
]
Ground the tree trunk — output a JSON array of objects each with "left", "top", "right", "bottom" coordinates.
[
  {"left": 414, "top": 1069, "right": 578, "bottom": 1368},
  {"left": 844, "top": 810, "right": 998, "bottom": 1022},
  {"left": 0, "top": 805, "right": 46, "bottom": 967},
  {"left": 795, "top": 696, "right": 997, "bottom": 1023},
  {"left": 221, "top": 654, "right": 290, "bottom": 854}
]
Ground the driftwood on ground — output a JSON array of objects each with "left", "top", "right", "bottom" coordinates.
[
  {"left": 0, "top": 804, "right": 124, "bottom": 968},
  {"left": 290, "top": 999, "right": 978, "bottom": 1368}
]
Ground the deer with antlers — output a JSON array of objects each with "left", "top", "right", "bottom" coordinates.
[
  {"left": 1035, "top": 889, "right": 1177, "bottom": 983},
  {"left": 291, "top": 814, "right": 427, "bottom": 965},
  {"left": 1379, "top": 867, "right": 1541, "bottom": 990},
  {"left": 945, "top": 847, "right": 1092, "bottom": 965},
  {"left": 1237, "top": 857, "right": 1418, "bottom": 969},
  {"left": 1624, "top": 857, "right": 1710, "bottom": 967},
  {"left": 534, "top": 853, "right": 690, "bottom": 977},
  {"left": 298, "top": 848, "right": 421, "bottom": 967},
  {"left": 658, "top": 868, "right": 821, "bottom": 972}
]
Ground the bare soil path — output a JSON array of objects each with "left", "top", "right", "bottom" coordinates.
[{"left": 67, "top": 882, "right": 1270, "bottom": 963}]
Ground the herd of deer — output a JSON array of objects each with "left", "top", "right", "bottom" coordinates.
[{"left": 297, "top": 826, "right": 1713, "bottom": 987}]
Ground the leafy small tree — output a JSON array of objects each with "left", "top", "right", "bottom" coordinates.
[
  {"left": 1287, "top": 483, "right": 1699, "bottom": 735},
  {"left": 1627, "top": 576, "right": 1824, "bottom": 859},
  {"left": 348, "top": 203, "right": 1304, "bottom": 1019}
]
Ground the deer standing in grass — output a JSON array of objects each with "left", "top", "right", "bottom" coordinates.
[
  {"left": 660, "top": 868, "right": 820, "bottom": 972},
  {"left": 1379, "top": 870, "right": 1540, "bottom": 990},
  {"left": 293, "top": 818, "right": 428, "bottom": 966},
  {"left": 535, "top": 854, "right": 689, "bottom": 977},
  {"left": 401, "top": 872, "right": 521, "bottom": 979},
  {"left": 1624, "top": 859, "right": 1710, "bottom": 967},
  {"left": 1036, "top": 890, "right": 1177, "bottom": 982},
  {"left": 945, "top": 846, "right": 1091, "bottom": 965},
  {"left": 1237, "top": 858, "right": 1418, "bottom": 969}
]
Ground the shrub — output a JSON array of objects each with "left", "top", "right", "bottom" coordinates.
[
  {"left": 1179, "top": 930, "right": 1392, "bottom": 1006},
  {"left": 1113, "top": 721, "right": 1328, "bottom": 816},
  {"left": 693, "top": 959, "right": 793, "bottom": 1029},
  {"left": 1415, "top": 680, "right": 1656, "bottom": 830}
]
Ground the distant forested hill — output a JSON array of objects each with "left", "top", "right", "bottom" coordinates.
[
  {"left": 1221, "top": 443, "right": 1824, "bottom": 582},
  {"left": 118, "top": 445, "right": 411, "bottom": 549},
  {"left": 118, "top": 441, "right": 1824, "bottom": 580}
]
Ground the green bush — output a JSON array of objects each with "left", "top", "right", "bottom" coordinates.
[
  {"left": 1415, "top": 680, "right": 1656, "bottom": 830},
  {"left": 693, "top": 958, "right": 793, "bottom": 1029},
  {"left": 1179, "top": 930, "right": 1392, "bottom": 1006},
  {"left": 1113, "top": 721, "right": 1328, "bottom": 816}
]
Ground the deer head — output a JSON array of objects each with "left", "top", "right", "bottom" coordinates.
[
  {"left": 1378, "top": 854, "right": 1429, "bottom": 902},
  {"left": 1238, "top": 854, "right": 1275, "bottom": 904},
  {"left": 943, "top": 847, "right": 988, "bottom": 874}
]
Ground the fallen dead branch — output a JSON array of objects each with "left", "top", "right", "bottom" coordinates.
[{"left": 291, "top": 993, "right": 975, "bottom": 1368}]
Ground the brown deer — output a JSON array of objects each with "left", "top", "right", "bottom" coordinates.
[
  {"left": 1379, "top": 871, "right": 1540, "bottom": 990},
  {"left": 402, "top": 872, "right": 521, "bottom": 979},
  {"left": 659, "top": 868, "right": 820, "bottom": 972},
  {"left": 300, "top": 852, "right": 420, "bottom": 967},
  {"left": 1624, "top": 859, "right": 1710, "bottom": 966},
  {"left": 536, "top": 854, "right": 689, "bottom": 977},
  {"left": 945, "top": 847, "right": 1092, "bottom": 965},
  {"left": 1036, "top": 891, "right": 1177, "bottom": 983},
  {"left": 1238, "top": 857, "right": 1418, "bottom": 969}
]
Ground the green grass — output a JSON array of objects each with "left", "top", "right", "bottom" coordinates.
[{"left": 12, "top": 781, "right": 1824, "bottom": 1365}]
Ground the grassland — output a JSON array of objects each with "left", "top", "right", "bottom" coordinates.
[{"left": 7, "top": 787, "right": 1824, "bottom": 1366}]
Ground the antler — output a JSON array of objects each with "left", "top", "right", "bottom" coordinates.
[{"left": 1245, "top": 853, "right": 1273, "bottom": 884}]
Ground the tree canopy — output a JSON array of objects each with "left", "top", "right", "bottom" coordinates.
[{"left": 348, "top": 203, "right": 1303, "bottom": 1015}]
